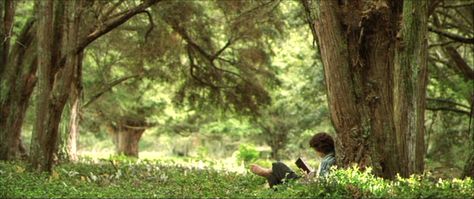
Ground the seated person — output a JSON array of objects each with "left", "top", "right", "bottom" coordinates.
[{"left": 249, "top": 132, "right": 336, "bottom": 187}]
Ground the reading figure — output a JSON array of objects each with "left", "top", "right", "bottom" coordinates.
[{"left": 249, "top": 132, "right": 336, "bottom": 188}]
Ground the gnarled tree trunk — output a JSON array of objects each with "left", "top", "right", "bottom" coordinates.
[{"left": 302, "top": 0, "right": 428, "bottom": 178}]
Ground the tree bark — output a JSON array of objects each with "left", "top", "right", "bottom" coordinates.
[
  {"left": 66, "top": 55, "right": 83, "bottom": 162},
  {"left": 303, "top": 0, "right": 427, "bottom": 178},
  {"left": 0, "top": 17, "right": 36, "bottom": 160},
  {"left": 30, "top": 0, "right": 54, "bottom": 171},
  {"left": 58, "top": 51, "right": 83, "bottom": 162},
  {"left": 0, "top": 0, "right": 14, "bottom": 75},
  {"left": 31, "top": 0, "right": 85, "bottom": 171},
  {"left": 394, "top": 0, "right": 428, "bottom": 176}
]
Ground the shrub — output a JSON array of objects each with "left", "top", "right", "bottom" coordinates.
[
  {"left": 0, "top": 159, "right": 473, "bottom": 198},
  {"left": 235, "top": 144, "right": 260, "bottom": 164}
]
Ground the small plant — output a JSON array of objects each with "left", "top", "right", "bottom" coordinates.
[
  {"left": 1, "top": 159, "right": 473, "bottom": 198},
  {"left": 235, "top": 144, "right": 260, "bottom": 165}
]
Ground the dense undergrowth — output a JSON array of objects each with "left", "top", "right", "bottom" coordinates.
[{"left": 1, "top": 158, "right": 473, "bottom": 198}]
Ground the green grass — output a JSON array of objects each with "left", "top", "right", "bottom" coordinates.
[{"left": 1, "top": 157, "right": 473, "bottom": 198}]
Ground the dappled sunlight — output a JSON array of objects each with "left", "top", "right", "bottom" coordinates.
[{"left": 1, "top": 0, "right": 472, "bottom": 198}]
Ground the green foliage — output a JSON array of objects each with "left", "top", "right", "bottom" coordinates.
[
  {"left": 1, "top": 160, "right": 473, "bottom": 198},
  {"left": 236, "top": 144, "right": 260, "bottom": 165}
]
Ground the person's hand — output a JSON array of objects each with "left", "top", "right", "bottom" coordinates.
[
  {"left": 302, "top": 171, "right": 315, "bottom": 181},
  {"left": 297, "top": 171, "right": 314, "bottom": 184}
]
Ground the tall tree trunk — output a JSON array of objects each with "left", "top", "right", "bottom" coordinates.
[
  {"left": 58, "top": 51, "right": 83, "bottom": 162},
  {"left": 0, "top": 0, "right": 17, "bottom": 160},
  {"left": 31, "top": 0, "right": 81, "bottom": 171},
  {"left": 30, "top": 0, "right": 54, "bottom": 171},
  {"left": 394, "top": 0, "right": 428, "bottom": 176},
  {"left": 0, "top": 0, "right": 14, "bottom": 74},
  {"left": 0, "top": 18, "right": 36, "bottom": 160},
  {"left": 303, "top": 0, "right": 427, "bottom": 178}
]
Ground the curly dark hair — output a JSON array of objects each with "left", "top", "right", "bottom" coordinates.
[{"left": 309, "top": 132, "right": 335, "bottom": 154}]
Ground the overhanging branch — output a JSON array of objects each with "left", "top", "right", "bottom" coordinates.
[
  {"left": 428, "top": 26, "right": 474, "bottom": 44},
  {"left": 58, "top": 0, "right": 161, "bottom": 68},
  {"left": 427, "top": 97, "right": 471, "bottom": 109},
  {"left": 444, "top": 46, "right": 474, "bottom": 80},
  {"left": 77, "top": 0, "right": 160, "bottom": 53},
  {"left": 138, "top": 10, "right": 154, "bottom": 42},
  {"left": 426, "top": 106, "right": 471, "bottom": 116},
  {"left": 170, "top": 23, "right": 242, "bottom": 88},
  {"left": 443, "top": 1, "right": 474, "bottom": 8},
  {"left": 82, "top": 74, "right": 141, "bottom": 109}
]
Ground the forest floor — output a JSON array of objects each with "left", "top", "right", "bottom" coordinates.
[{"left": 1, "top": 157, "right": 473, "bottom": 198}]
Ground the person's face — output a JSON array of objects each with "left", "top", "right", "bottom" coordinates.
[{"left": 315, "top": 149, "right": 325, "bottom": 158}]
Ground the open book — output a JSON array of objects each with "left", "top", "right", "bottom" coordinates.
[{"left": 295, "top": 157, "right": 313, "bottom": 174}]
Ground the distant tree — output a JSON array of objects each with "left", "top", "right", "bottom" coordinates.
[
  {"left": 74, "top": 0, "right": 286, "bottom": 158},
  {"left": 80, "top": 49, "right": 168, "bottom": 157}
]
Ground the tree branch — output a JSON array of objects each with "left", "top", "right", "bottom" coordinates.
[
  {"left": 428, "top": 40, "right": 456, "bottom": 48},
  {"left": 211, "top": 38, "right": 233, "bottom": 61},
  {"left": 426, "top": 106, "right": 471, "bottom": 116},
  {"left": 171, "top": 23, "right": 242, "bottom": 88},
  {"left": 137, "top": 10, "right": 154, "bottom": 42},
  {"left": 444, "top": 46, "right": 474, "bottom": 80},
  {"left": 122, "top": 123, "right": 156, "bottom": 130},
  {"left": 77, "top": 0, "right": 160, "bottom": 53},
  {"left": 186, "top": 46, "right": 231, "bottom": 89},
  {"left": 427, "top": 97, "right": 471, "bottom": 109},
  {"left": 57, "top": 0, "right": 161, "bottom": 69},
  {"left": 443, "top": 1, "right": 474, "bottom": 9},
  {"left": 82, "top": 74, "right": 141, "bottom": 109},
  {"left": 428, "top": 26, "right": 474, "bottom": 44}
]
